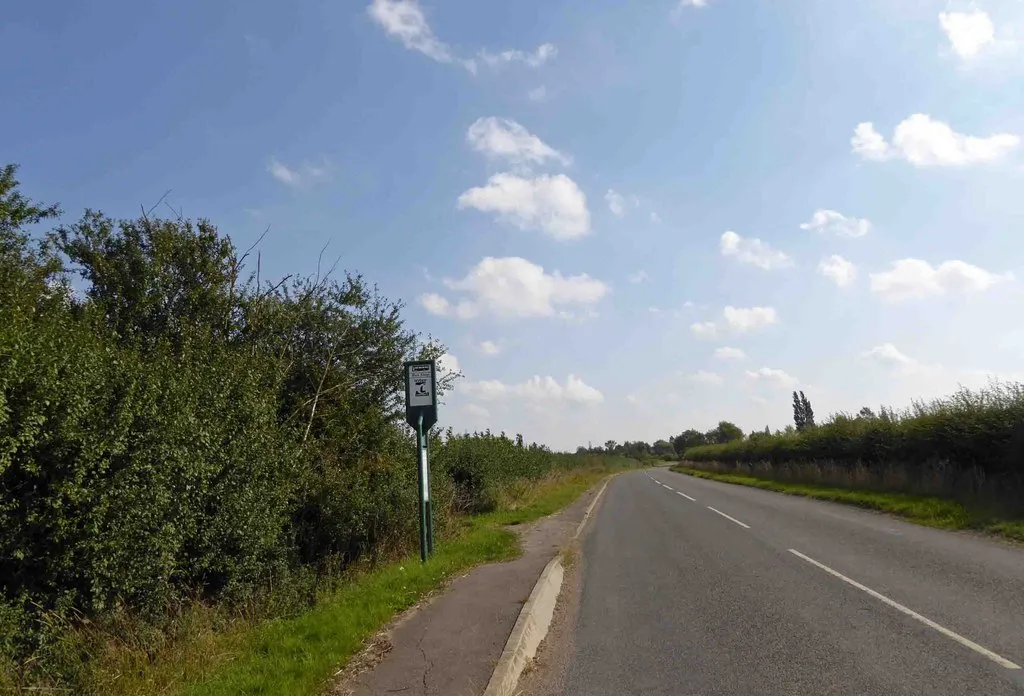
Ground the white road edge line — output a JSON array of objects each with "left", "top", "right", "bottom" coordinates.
[
  {"left": 676, "top": 491, "right": 696, "bottom": 502},
  {"left": 707, "top": 506, "right": 751, "bottom": 529},
  {"left": 788, "top": 549, "right": 1021, "bottom": 670}
]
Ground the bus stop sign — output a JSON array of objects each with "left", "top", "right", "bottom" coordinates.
[{"left": 404, "top": 360, "right": 437, "bottom": 430}]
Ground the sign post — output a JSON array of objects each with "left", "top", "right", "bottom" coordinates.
[{"left": 404, "top": 360, "right": 437, "bottom": 562}]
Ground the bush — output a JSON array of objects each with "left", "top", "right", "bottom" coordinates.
[
  {"left": 0, "top": 166, "right": 613, "bottom": 690},
  {"left": 683, "top": 382, "right": 1024, "bottom": 514}
]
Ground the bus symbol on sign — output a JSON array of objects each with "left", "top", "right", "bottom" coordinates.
[{"left": 407, "top": 364, "right": 434, "bottom": 408}]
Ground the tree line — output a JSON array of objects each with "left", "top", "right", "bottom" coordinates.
[{"left": 0, "top": 164, "right": 608, "bottom": 689}]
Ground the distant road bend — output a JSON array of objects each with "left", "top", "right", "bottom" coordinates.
[{"left": 546, "top": 468, "right": 1024, "bottom": 696}]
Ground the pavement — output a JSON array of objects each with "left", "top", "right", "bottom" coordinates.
[
  {"left": 522, "top": 467, "right": 1024, "bottom": 696},
  {"left": 330, "top": 482, "right": 606, "bottom": 696}
]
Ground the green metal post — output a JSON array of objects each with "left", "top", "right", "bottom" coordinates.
[
  {"left": 425, "top": 431, "right": 434, "bottom": 555},
  {"left": 417, "top": 414, "right": 428, "bottom": 562}
]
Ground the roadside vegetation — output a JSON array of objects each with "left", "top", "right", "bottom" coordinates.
[
  {"left": 0, "top": 164, "right": 633, "bottom": 693},
  {"left": 671, "top": 383, "right": 1024, "bottom": 539}
]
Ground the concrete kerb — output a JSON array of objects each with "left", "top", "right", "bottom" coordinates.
[{"left": 481, "top": 476, "right": 612, "bottom": 696}]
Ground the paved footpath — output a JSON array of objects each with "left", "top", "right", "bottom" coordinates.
[
  {"left": 523, "top": 467, "right": 1024, "bottom": 696},
  {"left": 331, "top": 483, "right": 605, "bottom": 696}
]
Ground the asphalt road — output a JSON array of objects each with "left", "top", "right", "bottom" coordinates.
[{"left": 553, "top": 467, "right": 1024, "bottom": 696}]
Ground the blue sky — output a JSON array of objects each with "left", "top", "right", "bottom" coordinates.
[{"left": 4, "top": 0, "right": 1024, "bottom": 449}]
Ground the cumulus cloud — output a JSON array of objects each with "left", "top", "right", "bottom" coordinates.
[
  {"left": 861, "top": 343, "right": 917, "bottom": 369},
  {"left": 462, "top": 374, "right": 604, "bottom": 405},
  {"left": 437, "top": 353, "right": 461, "bottom": 377},
  {"left": 420, "top": 256, "right": 608, "bottom": 320},
  {"left": 714, "top": 347, "right": 747, "bottom": 361},
  {"left": 720, "top": 231, "right": 793, "bottom": 270},
  {"left": 466, "top": 117, "right": 570, "bottom": 166},
  {"left": 627, "top": 270, "right": 649, "bottom": 284},
  {"left": 367, "top": 0, "right": 454, "bottom": 64},
  {"left": 939, "top": 10, "right": 995, "bottom": 59},
  {"left": 688, "top": 370, "right": 724, "bottom": 386},
  {"left": 457, "top": 173, "right": 591, "bottom": 240},
  {"left": 869, "top": 258, "right": 1012, "bottom": 302},
  {"left": 463, "top": 403, "right": 491, "bottom": 420},
  {"left": 477, "top": 43, "right": 557, "bottom": 68},
  {"left": 818, "top": 255, "right": 858, "bottom": 287},
  {"left": 267, "top": 157, "right": 331, "bottom": 188},
  {"left": 691, "top": 306, "right": 778, "bottom": 339},
  {"left": 676, "top": 0, "right": 709, "bottom": 9},
  {"left": 723, "top": 306, "right": 779, "bottom": 332},
  {"left": 744, "top": 367, "right": 798, "bottom": 388},
  {"left": 852, "top": 115, "right": 1019, "bottom": 167},
  {"left": 605, "top": 189, "right": 626, "bottom": 217},
  {"left": 690, "top": 321, "right": 719, "bottom": 339},
  {"left": 478, "top": 340, "right": 501, "bottom": 356},
  {"left": 800, "top": 210, "right": 872, "bottom": 238}
]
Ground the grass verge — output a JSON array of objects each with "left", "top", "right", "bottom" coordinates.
[
  {"left": 172, "top": 466, "right": 617, "bottom": 696},
  {"left": 671, "top": 465, "right": 1024, "bottom": 542}
]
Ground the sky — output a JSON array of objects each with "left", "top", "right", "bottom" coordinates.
[{"left": 3, "top": 0, "right": 1024, "bottom": 450}]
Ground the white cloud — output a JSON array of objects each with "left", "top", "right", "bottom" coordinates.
[
  {"left": 527, "top": 86, "right": 547, "bottom": 102},
  {"left": 800, "top": 210, "right": 871, "bottom": 238},
  {"left": 691, "top": 306, "right": 778, "bottom": 339},
  {"left": 437, "top": 353, "right": 461, "bottom": 376},
  {"left": 605, "top": 189, "right": 626, "bottom": 217},
  {"left": 714, "top": 347, "right": 747, "bottom": 361},
  {"left": 744, "top": 367, "right": 798, "bottom": 388},
  {"left": 723, "top": 306, "right": 779, "bottom": 333},
  {"left": 851, "top": 123, "right": 892, "bottom": 162},
  {"left": 676, "top": 0, "right": 709, "bottom": 8},
  {"left": 267, "top": 157, "right": 331, "bottom": 188},
  {"left": 368, "top": 0, "right": 555, "bottom": 75},
  {"left": 457, "top": 173, "right": 591, "bottom": 241},
  {"left": 466, "top": 117, "right": 570, "bottom": 166},
  {"left": 688, "top": 370, "right": 724, "bottom": 386},
  {"left": 478, "top": 340, "right": 501, "bottom": 356},
  {"left": 939, "top": 10, "right": 995, "bottom": 59},
  {"left": 690, "top": 321, "right": 719, "bottom": 339},
  {"left": 720, "top": 231, "right": 793, "bottom": 270},
  {"left": 852, "top": 115, "right": 1020, "bottom": 167},
  {"left": 463, "top": 403, "right": 491, "bottom": 420},
  {"left": 423, "top": 256, "right": 608, "bottom": 320},
  {"left": 628, "top": 270, "right": 649, "bottom": 284},
  {"left": 367, "top": 0, "right": 454, "bottom": 64},
  {"left": 860, "top": 343, "right": 917, "bottom": 369},
  {"left": 419, "top": 292, "right": 451, "bottom": 316},
  {"left": 478, "top": 43, "right": 557, "bottom": 68},
  {"left": 463, "top": 374, "right": 604, "bottom": 405},
  {"left": 650, "top": 212, "right": 662, "bottom": 224},
  {"left": 869, "top": 258, "right": 1012, "bottom": 302},
  {"left": 818, "top": 255, "right": 858, "bottom": 287}
]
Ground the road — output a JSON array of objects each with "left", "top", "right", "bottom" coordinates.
[{"left": 529, "top": 467, "right": 1024, "bottom": 696}]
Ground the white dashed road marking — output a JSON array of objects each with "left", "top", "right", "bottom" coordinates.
[
  {"left": 788, "top": 549, "right": 1021, "bottom": 670},
  {"left": 676, "top": 491, "right": 696, "bottom": 502},
  {"left": 707, "top": 506, "right": 751, "bottom": 529}
]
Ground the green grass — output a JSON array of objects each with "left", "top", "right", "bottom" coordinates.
[
  {"left": 179, "top": 467, "right": 617, "bottom": 696},
  {"left": 671, "top": 465, "right": 1024, "bottom": 542}
]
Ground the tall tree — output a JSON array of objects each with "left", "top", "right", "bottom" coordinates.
[
  {"left": 799, "top": 391, "right": 815, "bottom": 428},
  {"left": 792, "top": 391, "right": 806, "bottom": 430}
]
